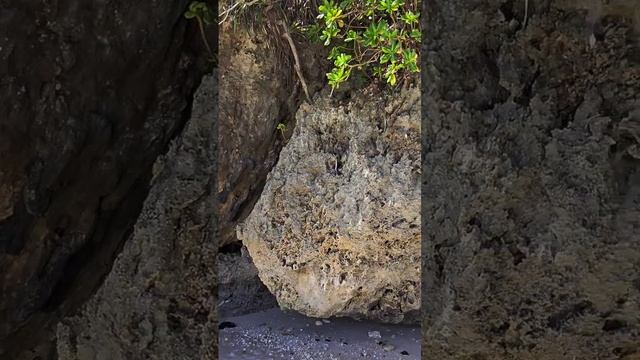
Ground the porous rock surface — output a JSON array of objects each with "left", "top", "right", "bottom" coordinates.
[
  {"left": 238, "top": 85, "right": 421, "bottom": 323},
  {"left": 217, "top": 247, "right": 278, "bottom": 317},
  {"left": 217, "top": 22, "right": 325, "bottom": 248},
  {"left": 56, "top": 74, "right": 217, "bottom": 360},
  {"left": 0, "top": 0, "right": 209, "bottom": 357},
  {"left": 216, "top": 21, "right": 324, "bottom": 316},
  {"left": 423, "top": 0, "right": 640, "bottom": 358}
]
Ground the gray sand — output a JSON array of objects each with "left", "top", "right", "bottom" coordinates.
[{"left": 219, "top": 308, "right": 420, "bottom": 360}]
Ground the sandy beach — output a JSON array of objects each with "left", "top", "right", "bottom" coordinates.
[{"left": 219, "top": 308, "right": 421, "bottom": 360}]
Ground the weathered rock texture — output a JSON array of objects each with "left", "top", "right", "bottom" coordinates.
[
  {"left": 238, "top": 86, "right": 421, "bottom": 323},
  {"left": 217, "top": 21, "right": 325, "bottom": 248},
  {"left": 0, "top": 1, "right": 210, "bottom": 358},
  {"left": 216, "top": 19, "right": 325, "bottom": 315},
  {"left": 218, "top": 247, "right": 278, "bottom": 317},
  {"left": 423, "top": 0, "right": 640, "bottom": 358},
  {"left": 55, "top": 74, "right": 216, "bottom": 360}
]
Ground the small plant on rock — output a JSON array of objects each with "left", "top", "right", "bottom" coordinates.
[
  {"left": 276, "top": 122, "right": 287, "bottom": 139},
  {"left": 185, "top": 1, "right": 215, "bottom": 61}
]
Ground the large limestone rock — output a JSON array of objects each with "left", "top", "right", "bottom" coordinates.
[
  {"left": 423, "top": 0, "right": 640, "bottom": 358},
  {"left": 238, "top": 85, "right": 421, "bottom": 323}
]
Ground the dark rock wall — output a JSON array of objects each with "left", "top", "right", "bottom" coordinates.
[
  {"left": 218, "top": 248, "right": 278, "bottom": 318},
  {"left": 56, "top": 74, "right": 217, "bottom": 360},
  {"left": 423, "top": 0, "right": 640, "bottom": 359},
  {"left": 0, "top": 0, "right": 211, "bottom": 358}
]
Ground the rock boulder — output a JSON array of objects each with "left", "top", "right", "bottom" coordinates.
[{"left": 238, "top": 85, "right": 421, "bottom": 323}]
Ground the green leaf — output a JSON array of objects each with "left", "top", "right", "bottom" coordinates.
[
  {"left": 401, "top": 11, "right": 420, "bottom": 25},
  {"left": 338, "top": 0, "right": 353, "bottom": 10},
  {"left": 363, "top": 20, "right": 386, "bottom": 47},
  {"left": 410, "top": 29, "right": 421, "bottom": 41},
  {"left": 378, "top": 0, "right": 404, "bottom": 14},
  {"left": 373, "top": 66, "right": 384, "bottom": 78},
  {"left": 320, "top": 26, "right": 340, "bottom": 45},
  {"left": 190, "top": 1, "right": 208, "bottom": 14},
  {"left": 381, "top": 28, "right": 399, "bottom": 42},
  {"left": 363, "top": 24, "right": 378, "bottom": 46},
  {"left": 402, "top": 49, "right": 419, "bottom": 72},
  {"left": 384, "top": 62, "right": 401, "bottom": 85},
  {"left": 185, "top": 1, "right": 212, "bottom": 22},
  {"left": 380, "top": 40, "right": 400, "bottom": 63},
  {"left": 327, "top": 46, "right": 342, "bottom": 60},
  {"left": 345, "top": 29, "right": 359, "bottom": 42},
  {"left": 327, "top": 66, "right": 351, "bottom": 89},
  {"left": 325, "top": 8, "right": 343, "bottom": 27},
  {"left": 385, "top": 71, "right": 397, "bottom": 85},
  {"left": 312, "top": 0, "right": 419, "bottom": 89},
  {"left": 334, "top": 53, "right": 352, "bottom": 67},
  {"left": 318, "top": 0, "right": 335, "bottom": 20}
]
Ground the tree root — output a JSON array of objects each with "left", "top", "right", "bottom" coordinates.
[{"left": 279, "top": 20, "right": 312, "bottom": 104}]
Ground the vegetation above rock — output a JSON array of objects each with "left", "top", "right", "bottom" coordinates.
[
  {"left": 185, "top": 1, "right": 216, "bottom": 62},
  {"left": 300, "top": 0, "right": 420, "bottom": 92},
  {"left": 218, "top": 0, "right": 420, "bottom": 93}
]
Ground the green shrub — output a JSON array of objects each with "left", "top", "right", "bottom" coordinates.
[{"left": 300, "top": 0, "right": 420, "bottom": 92}]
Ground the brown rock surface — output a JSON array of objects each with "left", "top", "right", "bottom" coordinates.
[
  {"left": 217, "top": 21, "right": 325, "bottom": 247},
  {"left": 215, "top": 19, "right": 326, "bottom": 318}
]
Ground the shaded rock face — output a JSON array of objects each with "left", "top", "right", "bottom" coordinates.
[
  {"left": 218, "top": 247, "right": 278, "bottom": 317},
  {"left": 216, "top": 22, "right": 325, "bottom": 315},
  {"left": 217, "top": 23, "right": 325, "bottom": 248},
  {"left": 217, "top": 26, "right": 289, "bottom": 248},
  {"left": 423, "top": 1, "right": 640, "bottom": 359},
  {"left": 238, "top": 86, "right": 421, "bottom": 323},
  {"left": 0, "top": 0, "right": 209, "bottom": 357},
  {"left": 55, "top": 74, "right": 216, "bottom": 360}
]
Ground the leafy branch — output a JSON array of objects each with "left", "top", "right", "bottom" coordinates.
[{"left": 300, "top": 0, "right": 420, "bottom": 93}]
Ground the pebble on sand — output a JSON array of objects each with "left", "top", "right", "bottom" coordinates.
[
  {"left": 315, "top": 320, "right": 323, "bottom": 326},
  {"left": 368, "top": 330, "right": 382, "bottom": 339},
  {"left": 383, "top": 344, "right": 395, "bottom": 352}
]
